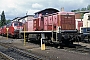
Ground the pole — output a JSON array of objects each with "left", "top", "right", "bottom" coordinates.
[
  {"left": 87, "top": 20, "right": 88, "bottom": 27},
  {"left": 24, "top": 24, "right": 26, "bottom": 45},
  {"left": 87, "top": 19, "right": 89, "bottom": 41},
  {"left": 56, "top": 29, "right": 57, "bottom": 42},
  {"left": 41, "top": 33, "right": 45, "bottom": 50},
  {"left": 6, "top": 28, "right": 9, "bottom": 40},
  {"left": 41, "top": 38, "right": 42, "bottom": 49},
  {"left": 52, "top": 16, "right": 54, "bottom": 42},
  {"left": 7, "top": 30, "right": 8, "bottom": 40},
  {"left": 41, "top": 37, "right": 45, "bottom": 50}
]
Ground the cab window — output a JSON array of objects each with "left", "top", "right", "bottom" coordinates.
[
  {"left": 14, "top": 23, "right": 18, "bottom": 26},
  {"left": 19, "top": 23, "right": 22, "bottom": 26}
]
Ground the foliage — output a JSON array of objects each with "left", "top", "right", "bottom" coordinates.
[
  {"left": 81, "top": 13, "right": 84, "bottom": 19},
  {"left": 6, "top": 20, "right": 11, "bottom": 24},
  {"left": 0, "top": 20, "right": 1, "bottom": 27},
  {"left": 71, "top": 5, "right": 90, "bottom": 19},
  {"left": 0, "top": 11, "right": 12, "bottom": 27},
  {"left": 71, "top": 5, "right": 90, "bottom": 12},
  {"left": 71, "top": 9, "right": 80, "bottom": 12},
  {"left": 87, "top": 5, "right": 90, "bottom": 10},
  {"left": 0, "top": 20, "right": 11, "bottom": 27},
  {"left": 81, "top": 8, "right": 87, "bottom": 11},
  {"left": 0, "top": 11, "right": 6, "bottom": 26}
]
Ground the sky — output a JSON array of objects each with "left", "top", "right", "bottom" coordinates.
[{"left": 0, "top": 0, "right": 89, "bottom": 20}]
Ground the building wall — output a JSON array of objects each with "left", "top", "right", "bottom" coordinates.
[
  {"left": 19, "top": 19, "right": 24, "bottom": 22},
  {"left": 75, "top": 13, "right": 81, "bottom": 19},
  {"left": 83, "top": 13, "right": 90, "bottom": 27},
  {"left": 27, "top": 16, "right": 34, "bottom": 20},
  {"left": 19, "top": 16, "right": 34, "bottom": 23},
  {"left": 75, "top": 19, "right": 82, "bottom": 29}
]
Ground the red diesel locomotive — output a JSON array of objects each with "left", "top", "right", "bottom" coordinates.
[
  {"left": 21, "top": 11, "right": 80, "bottom": 47},
  {"left": 0, "top": 21, "right": 23, "bottom": 38}
]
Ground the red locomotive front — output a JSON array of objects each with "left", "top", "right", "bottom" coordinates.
[{"left": 8, "top": 21, "right": 23, "bottom": 38}]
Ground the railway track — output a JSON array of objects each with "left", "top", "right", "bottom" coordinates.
[
  {"left": 0, "top": 37, "right": 90, "bottom": 60},
  {"left": 0, "top": 36, "right": 90, "bottom": 59},
  {"left": 0, "top": 51, "right": 15, "bottom": 60},
  {"left": 0, "top": 43, "right": 42, "bottom": 60},
  {"left": 27, "top": 38, "right": 90, "bottom": 54},
  {"left": 62, "top": 44, "right": 90, "bottom": 55}
]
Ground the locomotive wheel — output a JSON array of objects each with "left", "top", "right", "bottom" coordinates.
[
  {"left": 13, "top": 35, "right": 16, "bottom": 39},
  {"left": 75, "top": 36, "right": 81, "bottom": 42}
]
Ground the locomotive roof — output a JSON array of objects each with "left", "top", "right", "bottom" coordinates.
[
  {"left": 21, "top": 15, "right": 34, "bottom": 18},
  {"left": 18, "top": 15, "right": 34, "bottom": 20},
  {"left": 13, "top": 17, "right": 21, "bottom": 20},
  {"left": 34, "top": 8, "right": 59, "bottom": 14}
]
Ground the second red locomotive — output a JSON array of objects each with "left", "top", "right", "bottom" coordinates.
[
  {"left": 21, "top": 10, "right": 80, "bottom": 47},
  {"left": 0, "top": 21, "right": 23, "bottom": 38}
]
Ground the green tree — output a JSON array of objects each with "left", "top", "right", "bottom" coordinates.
[
  {"left": 87, "top": 5, "right": 90, "bottom": 10},
  {"left": 71, "top": 9, "right": 80, "bottom": 12},
  {"left": 81, "top": 8, "right": 86, "bottom": 11},
  {"left": 81, "top": 13, "right": 84, "bottom": 19},
  {"left": 1, "top": 11, "right": 6, "bottom": 26},
  {"left": 6, "top": 20, "right": 11, "bottom": 24},
  {"left": 71, "top": 10, "right": 77, "bottom": 12},
  {"left": 77, "top": 9, "right": 80, "bottom": 11},
  {"left": 0, "top": 20, "right": 1, "bottom": 27}
]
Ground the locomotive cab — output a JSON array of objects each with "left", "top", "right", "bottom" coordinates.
[
  {"left": 13, "top": 22, "right": 23, "bottom": 32},
  {"left": 8, "top": 21, "right": 23, "bottom": 38}
]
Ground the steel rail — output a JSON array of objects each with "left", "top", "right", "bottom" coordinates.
[{"left": 0, "top": 51, "right": 15, "bottom": 60}]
